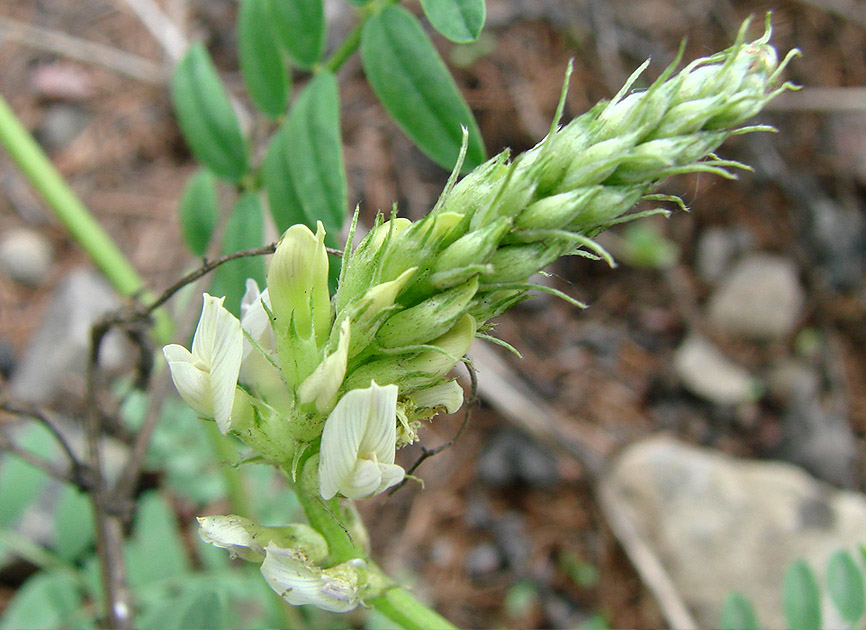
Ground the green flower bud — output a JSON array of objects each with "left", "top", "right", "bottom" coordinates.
[
  {"left": 376, "top": 276, "right": 479, "bottom": 349},
  {"left": 433, "top": 218, "right": 511, "bottom": 277},
  {"left": 480, "top": 242, "right": 561, "bottom": 284},
  {"left": 267, "top": 223, "right": 330, "bottom": 346},
  {"left": 343, "top": 314, "right": 476, "bottom": 393}
]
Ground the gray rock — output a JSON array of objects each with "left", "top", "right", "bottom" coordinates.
[
  {"left": 601, "top": 436, "right": 866, "bottom": 629},
  {"left": 0, "top": 228, "right": 53, "bottom": 286},
  {"left": 477, "top": 429, "right": 559, "bottom": 488},
  {"left": 695, "top": 227, "right": 752, "bottom": 283},
  {"left": 707, "top": 254, "right": 804, "bottom": 340},
  {"left": 769, "top": 361, "right": 857, "bottom": 488},
  {"left": 674, "top": 334, "right": 759, "bottom": 406},
  {"left": 36, "top": 104, "right": 91, "bottom": 151},
  {"left": 9, "top": 268, "right": 128, "bottom": 404}
]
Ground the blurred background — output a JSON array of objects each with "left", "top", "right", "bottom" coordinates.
[{"left": 1, "top": 0, "right": 865, "bottom": 628}]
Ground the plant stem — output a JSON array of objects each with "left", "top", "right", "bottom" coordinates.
[
  {"left": 369, "top": 585, "right": 457, "bottom": 630},
  {"left": 323, "top": 18, "right": 364, "bottom": 74},
  {"left": 0, "top": 92, "right": 173, "bottom": 342}
]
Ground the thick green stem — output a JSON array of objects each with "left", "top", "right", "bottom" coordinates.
[
  {"left": 0, "top": 92, "right": 172, "bottom": 342},
  {"left": 369, "top": 586, "right": 457, "bottom": 630},
  {"left": 292, "top": 458, "right": 456, "bottom": 629}
]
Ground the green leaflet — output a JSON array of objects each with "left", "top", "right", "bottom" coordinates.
[
  {"left": 420, "top": 0, "right": 486, "bottom": 43},
  {"left": 826, "top": 550, "right": 865, "bottom": 624},
  {"left": 0, "top": 571, "right": 84, "bottom": 630},
  {"left": 783, "top": 560, "right": 822, "bottom": 630},
  {"left": 0, "top": 424, "right": 55, "bottom": 527},
  {"left": 54, "top": 485, "right": 95, "bottom": 562},
  {"left": 284, "top": 70, "right": 347, "bottom": 236},
  {"left": 262, "top": 125, "right": 307, "bottom": 233},
  {"left": 211, "top": 192, "right": 266, "bottom": 315},
  {"left": 719, "top": 592, "right": 758, "bottom": 630},
  {"left": 238, "top": 0, "right": 290, "bottom": 118},
  {"left": 171, "top": 43, "right": 248, "bottom": 182},
  {"left": 270, "top": 0, "right": 326, "bottom": 68},
  {"left": 179, "top": 168, "right": 218, "bottom": 256},
  {"left": 361, "top": 5, "right": 485, "bottom": 173}
]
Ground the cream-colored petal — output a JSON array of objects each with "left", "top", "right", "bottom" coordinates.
[
  {"left": 319, "top": 389, "right": 366, "bottom": 500},
  {"left": 319, "top": 382, "right": 400, "bottom": 500},
  {"left": 356, "top": 382, "right": 398, "bottom": 464},
  {"left": 410, "top": 379, "right": 465, "bottom": 415},
  {"left": 375, "top": 462, "right": 406, "bottom": 495},
  {"left": 298, "top": 319, "right": 350, "bottom": 413},
  {"left": 260, "top": 544, "right": 360, "bottom": 613},
  {"left": 163, "top": 352, "right": 212, "bottom": 418},
  {"left": 189, "top": 294, "right": 244, "bottom": 432},
  {"left": 340, "top": 458, "right": 384, "bottom": 500},
  {"left": 197, "top": 515, "right": 265, "bottom": 562}
]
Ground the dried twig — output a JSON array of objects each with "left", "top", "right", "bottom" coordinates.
[
  {"left": 0, "top": 428, "right": 84, "bottom": 488},
  {"left": 0, "top": 15, "right": 165, "bottom": 84},
  {"left": 115, "top": 0, "right": 186, "bottom": 63}
]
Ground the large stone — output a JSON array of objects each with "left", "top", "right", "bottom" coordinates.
[
  {"left": 9, "top": 267, "right": 127, "bottom": 404},
  {"left": 707, "top": 254, "right": 804, "bottom": 340},
  {"left": 0, "top": 228, "right": 53, "bottom": 287},
  {"left": 673, "top": 334, "right": 759, "bottom": 406},
  {"left": 601, "top": 436, "right": 866, "bottom": 629}
]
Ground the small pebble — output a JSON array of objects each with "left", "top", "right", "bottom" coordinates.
[{"left": 0, "top": 228, "right": 53, "bottom": 286}]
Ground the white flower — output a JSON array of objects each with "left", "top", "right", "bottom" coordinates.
[
  {"left": 260, "top": 543, "right": 363, "bottom": 613},
  {"left": 197, "top": 514, "right": 266, "bottom": 562},
  {"left": 163, "top": 293, "right": 242, "bottom": 433},
  {"left": 319, "top": 381, "right": 405, "bottom": 500}
]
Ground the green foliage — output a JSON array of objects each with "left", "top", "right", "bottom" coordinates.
[
  {"left": 126, "top": 492, "right": 191, "bottom": 588},
  {"left": 262, "top": 124, "right": 306, "bottom": 233},
  {"left": 179, "top": 168, "right": 219, "bottom": 256},
  {"left": 827, "top": 550, "right": 866, "bottom": 624},
  {"left": 270, "top": 0, "right": 326, "bottom": 68},
  {"left": 238, "top": 0, "right": 290, "bottom": 118},
  {"left": 282, "top": 71, "right": 347, "bottom": 236},
  {"left": 361, "top": 5, "right": 486, "bottom": 172},
  {"left": 53, "top": 485, "right": 95, "bottom": 562},
  {"left": 0, "top": 424, "right": 56, "bottom": 527},
  {"left": 784, "top": 559, "right": 822, "bottom": 630},
  {"left": 0, "top": 571, "right": 86, "bottom": 630},
  {"left": 420, "top": 0, "right": 486, "bottom": 43},
  {"left": 171, "top": 44, "right": 249, "bottom": 182},
  {"left": 211, "top": 192, "right": 266, "bottom": 314},
  {"left": 619, "top": 222, "right": 678, "bottom": 269},
  {"left": 720, "top": 591, "right": 759, "bottom": 630}
]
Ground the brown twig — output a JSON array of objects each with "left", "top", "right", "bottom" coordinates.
[
  {"left": 85, "top": 324, "right": 133, "bottom": 630},
  {"left": 0, "top": 428, "right": 86, "bottom": 488},
  {"left": 0, "top": 15, "right": 165, "bottom": 84},
  {"left": 0, "top": 398, "right": 87, "bottom": 480}
]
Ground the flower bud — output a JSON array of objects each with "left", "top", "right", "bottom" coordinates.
[
  {"left": 432, "top": 218, "right": 511, "bottom": 277},
  {"left": 267, "top": 222, "right": 330, "bottom": 347},
  {"left": 376, "top": 277, "right": 478, "bottom": 349}
]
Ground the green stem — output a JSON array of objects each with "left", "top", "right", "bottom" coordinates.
[
  {"left": 292, "top": 460, "right": 456, "bottom": 629},
  {"left": 0, "top": 92, "right": 173, "bottom": 342},
  {"left": 369, "top": 586, "right": 457, "bottom": 630},
  {"left": 323, "top": 19, "right": 364, "bottom": 74}
]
